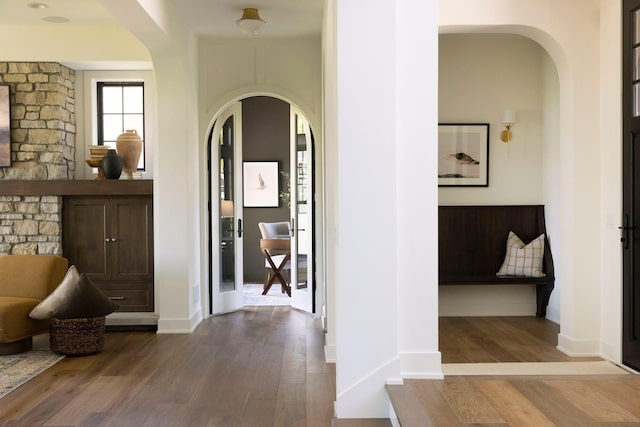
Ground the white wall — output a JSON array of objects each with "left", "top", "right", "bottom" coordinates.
[
  {"left": 541, "top": 51, "right": 562, "bottom": 324},
  {"left": 599, "top": 0, "right": 623, "bottom": 363},
  {"left": 439, "top": 35, "right": 545, "bottom": 206},
  {"left": 438, "top": 34, "right": 546, "bottom": 316},
  {"left": 198, "top": 38, "right": 322, "bottom": 132}
]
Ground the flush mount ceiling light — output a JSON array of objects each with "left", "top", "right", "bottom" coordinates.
[
  {"left": 27, "top": 2, "right": 48, "bottom": 9},
  {"left": 236, "top": 8, "right": 266, "bottom": 35}
]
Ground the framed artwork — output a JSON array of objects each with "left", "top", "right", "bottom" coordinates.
[
  {"left": 243, "top": 161, "right": 280, "bottom": 207},
  {"left": 438, "top": 123, "right": 489, "bottom": 187},
  {"left": 0, "top": 85, "right": 10, "bottom": 167}
]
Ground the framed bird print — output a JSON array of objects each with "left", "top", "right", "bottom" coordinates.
[
  {"left": 438, "top": 123, "right": 489, "bottom": 187},
  {"left": 243, "top": 161, "right": 280, "bottom": 207}
]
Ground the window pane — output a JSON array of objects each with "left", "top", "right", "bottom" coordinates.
[
  {"left": 123, "top": 114, "right": 144, "bottom": 140},
  {"left": 123, "top": 86, "right": 144, "bottom": 113},
  {"left": 102, "top": 87, "right": 122, "bottom": 114},
  {"left": 103, "top": 114, "right": 123, "bottom": 141}
]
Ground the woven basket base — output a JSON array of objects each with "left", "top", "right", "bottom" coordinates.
[{"left": 50, "top": 317, "right": 105, "bottom": 356}]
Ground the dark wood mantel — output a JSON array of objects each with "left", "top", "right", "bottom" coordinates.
[{"left": 0, "top": 179, "right": 153, "bottom": 196}]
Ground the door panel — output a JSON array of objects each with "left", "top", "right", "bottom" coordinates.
[
  {"left": 211, "top": 102, "right": 244, "bottom": 314},
  {"left": 623, "top": 0, "right": 640, "bottom": 371},
  {"left": 290, "top": 108, "right": 314, "bottom": 313},
  {"left": 62, "top": 198, "right": 109, "bottom": 279},
  {"left": 112, "top": 198, "right": 153, "bottom": 280}
]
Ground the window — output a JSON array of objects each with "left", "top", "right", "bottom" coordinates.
[{"left": 97, "top": 82, "right": 145, "bottom": 170}]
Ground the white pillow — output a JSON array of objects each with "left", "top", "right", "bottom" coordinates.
[{"left": 496, "top": 231, "right": 546, "bottom": 278}]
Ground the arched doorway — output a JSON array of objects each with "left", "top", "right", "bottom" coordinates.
[{"left": 204, "top": 95, "right": 321, "bottom": 317}]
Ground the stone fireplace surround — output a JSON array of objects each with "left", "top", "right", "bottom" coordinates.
[{"left": 0, "top": 62, "right": 76, "bottom": 255}]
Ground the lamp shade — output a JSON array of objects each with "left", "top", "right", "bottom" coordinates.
[
  {"left": 221, "top": 200, "right": 234, "bottom": 217},
  {"left": 502, "top": 108, "right": 516, "bottom": 124},
  {"left": 236, "top": 8, "right": 266, "bottom": 35}
]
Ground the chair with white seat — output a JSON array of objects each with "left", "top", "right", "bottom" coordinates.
[{"left": 258, "top": 222, "right": 292, "bottom": 295}]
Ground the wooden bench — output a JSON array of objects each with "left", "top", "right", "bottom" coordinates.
[{"left": 438, "top": 205, "right": 555, "bottom": 317}]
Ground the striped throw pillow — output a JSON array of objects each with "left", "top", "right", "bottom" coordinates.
[{"left": 496, "top": 231, "right": 546, "bottom": 277}]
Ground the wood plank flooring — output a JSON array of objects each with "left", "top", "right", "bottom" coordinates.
[
  {"left": 386, "top": 316, "right": 639, "bottom": 426},
  {"left": 0, "top": 306, "right": 336, "bottom": 427},
  {"left": 402, "top": 375, "right": 640, "bottom": 426},
  {"left": 439, "top": 316, "right": 601, "bottom": 363}
]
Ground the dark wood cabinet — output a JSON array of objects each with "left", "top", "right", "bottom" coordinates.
[{"left": 63, "top": 195, "right": 154, "bottom": 312}]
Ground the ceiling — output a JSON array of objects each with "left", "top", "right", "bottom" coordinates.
[{"left": 0, "top": 0, "right": 323, "bottom": 37}]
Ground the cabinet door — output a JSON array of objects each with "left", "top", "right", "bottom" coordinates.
[
  {"left": 62, "top": 198, "right": 109, "bottom": 280},
  {"left": 111, "top": 197, "right": 153, "bottom": 281}
]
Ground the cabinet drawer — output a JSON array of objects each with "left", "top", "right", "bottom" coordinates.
[{"left": 101, "top": 289, "right": 152, "bottom": 312}]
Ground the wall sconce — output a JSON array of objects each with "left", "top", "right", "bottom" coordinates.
[
  {"left": 500, "top": 109, "right": 517, "bottom": 143},
  {"left": 236, "top": 8, "right": 266, "bottom": 35}
]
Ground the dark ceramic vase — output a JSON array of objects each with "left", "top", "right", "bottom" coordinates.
[{"left": 101, "top": 149, "right": 123, "bottom": 180}]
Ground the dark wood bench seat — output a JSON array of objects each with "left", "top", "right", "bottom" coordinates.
[{"left": 439, "top": 205, "right": 555, "bottom": 318}]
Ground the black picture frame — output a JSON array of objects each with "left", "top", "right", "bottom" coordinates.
[{"left": 438, "top": 123, "right": 489, "bottom": 187}]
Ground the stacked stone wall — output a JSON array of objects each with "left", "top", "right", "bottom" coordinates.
[{"left": 0, "top": 62, "right": 75, "bottom": 255}]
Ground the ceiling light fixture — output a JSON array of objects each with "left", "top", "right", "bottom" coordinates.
[
  {"left": 236, "top": 8, "right": 266, "bottom": 36},
  {"left": 27, "top": 2, "right": 48, "bottom": 9}
]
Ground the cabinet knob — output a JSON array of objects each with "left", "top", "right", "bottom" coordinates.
[
  {"left": 105, "top": 238, "right": 109, "bottom": 242},
  {"left": 111, "top": 238, "right": 117, "bottom": 242}
]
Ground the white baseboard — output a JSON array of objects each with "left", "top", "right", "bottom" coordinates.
[
  {"left": 335, "top": 357, "right": 401, "bottom": 419},
  {"left": 106, "top": 312, "right": 158, "bottom": 326},
  {"left": 399, "top": 351, "right": 443, "bottom": 379},
  {"left": 600, "top": 340, "right": 621, "bottom": 364},
  {"left": 556, "top": 333, "right": 600, "bottom": 356},
  {"left": 545, "top": 304, "right": 560, "bottom": 324},
  {"left": 157, "top": 307, "right": 203, "bottom": 334},
  {"left": 439, "top": 303, "right": 536, "bottom": 317}
]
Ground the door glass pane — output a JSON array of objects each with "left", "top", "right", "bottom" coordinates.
[
  {"left": 634, "top": 83, "right": 640, "bottom": 117},
  {"left": 635, "top": 9, "right": 640, "bottom": 44},
  {"left": 295, "top": 115, "right": 310, "bottom": 290},
  {"left": 219, "top": 116, "right": 235, "bottom": 292},
  {"left": 634, "top": 47, "right": 640, "bottom": 81}
]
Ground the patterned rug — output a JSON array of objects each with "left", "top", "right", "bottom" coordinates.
[
  {"left": 243, "top": 283, "right": 291, "bottom": 306},
  {"left": 0, "top": 334, "right": 63, "bottom": 399}
]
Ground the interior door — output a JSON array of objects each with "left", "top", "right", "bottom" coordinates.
[
  {"left": 211, "top": 102, "right": 244, "bottom": 314},
  {"left": 623, "top": 0, "right": 640, "bottom": 371},
  {"left": 290, "top": 108, "right": 314, "bottom": 313}
]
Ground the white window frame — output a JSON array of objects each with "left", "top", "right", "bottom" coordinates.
[{"left": 81, "top": 70, "right": 155, "bottom": 179}]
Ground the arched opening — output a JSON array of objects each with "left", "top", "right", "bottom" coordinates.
[
  {"left": 202, "top": 94, "right": 323, "bottom": 318},
  {"left": 438, "top": 30, "right": 568, "bottom": 368}
]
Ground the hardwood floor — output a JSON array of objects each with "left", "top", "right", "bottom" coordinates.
[
  {"left": 0, "top": 307, "right": 336, "bottom": 427},
  {"left": 384, "top": 316, "right": 638, "bottom": 426},
  {"left": 393, "top": 375, "right": 640, "bottom": 426},
  {"left": 2, "top": 314, "right": 634, "bottom": 426},
  {"left": 440, "top": 316, "right": 601, "bottom": 363}
]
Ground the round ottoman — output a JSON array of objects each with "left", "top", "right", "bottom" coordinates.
[{"left": 50, "top": 316, "right": 105, "bottom": 356}]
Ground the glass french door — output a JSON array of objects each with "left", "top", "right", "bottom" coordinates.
[
  {"left": 211, "top": 102, "right": 244, "bottom": 314},
  {"left": 290, "top": 107, "right": 314, "bottom": 313}
]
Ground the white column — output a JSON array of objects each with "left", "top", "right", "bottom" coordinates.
[
  {"left": 333, "top": 0, "right": 440, "bottom": 418},
  {"left": 396, "top": 0, "right": 441, "bottom": 378}
]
